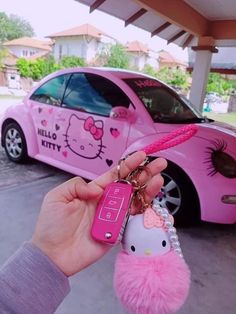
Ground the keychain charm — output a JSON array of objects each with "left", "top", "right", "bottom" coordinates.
[{"left": 114, "top": 196, "right": 190, "bottom": 314}]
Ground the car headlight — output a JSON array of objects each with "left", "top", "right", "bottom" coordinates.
[{"left": 206, "top": 139, "right": 236, "bottom": 178}]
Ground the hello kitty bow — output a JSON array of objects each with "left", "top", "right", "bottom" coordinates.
[
  {"left": 144, "top": 208, "right": 164, "bottom": 228},
  {"left": 84, "top": 117, "right": 103, "bottom": 140}
]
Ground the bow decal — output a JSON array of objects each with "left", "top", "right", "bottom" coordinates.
[{"left": 84, "top": 116, "right": 103, "bottom": 140}]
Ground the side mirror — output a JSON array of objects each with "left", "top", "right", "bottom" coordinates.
[{"left": 110, "top": 106, "right": 134, "bottom": 121}]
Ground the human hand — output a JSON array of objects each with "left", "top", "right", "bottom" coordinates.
[{"left": 31, "top": 152, "right": 167, "bottom": 276}]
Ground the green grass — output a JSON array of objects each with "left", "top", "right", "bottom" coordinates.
[
  {"left": 0, "top": 95, "right": 24, "bottom": 100},
  {"left": 204, "top": 112, "right": 236, "bottom": 127}
]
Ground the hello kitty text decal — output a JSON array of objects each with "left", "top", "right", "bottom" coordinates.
[{"left": 64, "top": 114, "right": 106, "bottom": 160}]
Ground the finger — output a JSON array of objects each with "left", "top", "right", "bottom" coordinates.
[
  {"left": 90, "top": 151, "right": 147, "bottom": 192},
  {"left": 143, "top": 173, "right": 164, "bottom": 205},
  {"left": 133, "top": 157, "right": 167, "bottom": 187},
  {"left": 130, "top": 173, "right": 164, "bottom": 215},
  {"left": 45, "top": 177, "right": 100, "bottom": 203}
]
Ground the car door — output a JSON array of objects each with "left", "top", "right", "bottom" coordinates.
[
  {"left": 52, "top": 72, "right": 132, "bottom": 177},
  {"left": 28, "top": 74, "right": 69, "bottom": 158}
]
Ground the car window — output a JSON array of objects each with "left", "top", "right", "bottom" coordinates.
[
  {"left": 62, "top": 73, "right": 130, "bottom": 116},
  {"left": 124, "top": 78, "right": 202, "bottom": 123},
  {"left": 30, "top": 75, "right": 68, "bottom": 106}
]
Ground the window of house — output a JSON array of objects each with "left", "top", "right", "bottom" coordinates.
[
  {"left": 59, "top": 44, "right": 63, "bottom": 59},
  {"left": 30, "top": 75, "right": 69, "bottom": 106},
  {"left": 62, "top": 73, "right": 130, "bottom": 116},
  {"left": 22, "top": 50, "right": 28, "bottom": 57}
]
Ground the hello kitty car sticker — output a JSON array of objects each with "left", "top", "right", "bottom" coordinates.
[
  {"left": 64, "top": 114, "right": 106, "bottom": 160},
  {"left": 37, "top": 108, "right": 118, "bottom": 166},
  {"left": 38, "top": 128, "right": 61, "bottom": 152}
]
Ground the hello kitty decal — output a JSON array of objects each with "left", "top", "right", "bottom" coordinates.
[{"left": 64, "top": 114, "right": 106, "bottom": 159}]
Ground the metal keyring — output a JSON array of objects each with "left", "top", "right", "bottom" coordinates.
[
  {"left": 127, "top": 165, "right": 152, "bottom": 191},
  {"left": 117, "top": 157, "right": 126, "bottom": 181}
]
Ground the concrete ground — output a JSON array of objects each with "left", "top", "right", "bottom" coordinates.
[
  {"left": 0, "top": 146, "right": 236, "bottom": 314},
  {"left": 0, "top": 97, "right": 236, "bottom": 313}
]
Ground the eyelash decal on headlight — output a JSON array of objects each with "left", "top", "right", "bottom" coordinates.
[{"left": 204, "top": 139, "right": 228, "bottom": 176}]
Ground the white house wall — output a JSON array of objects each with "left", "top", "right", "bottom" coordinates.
[
  {"left": 52, "top": 36, "right": 100, "bottom": 63},
  {"left": 7, "top": 45, "right": 44, "bottom": 58}
]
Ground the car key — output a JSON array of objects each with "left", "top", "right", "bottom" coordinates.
[{"left": 91, "top": 179, "right": 134, "bottom": 245}]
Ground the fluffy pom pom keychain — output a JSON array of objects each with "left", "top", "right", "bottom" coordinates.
[
  {"left": 114, "top": 205, "right": 190, "bottom": 314},
  {"left": 91, "top": 125, "right": 197, "bottom": 314},
  {"left": 113, "top": 125, "right": 197, "bottom": 314}
]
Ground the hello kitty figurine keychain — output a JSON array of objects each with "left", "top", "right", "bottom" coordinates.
[{"left": 113, "top": 125, "right": 198, "bottom": 314}]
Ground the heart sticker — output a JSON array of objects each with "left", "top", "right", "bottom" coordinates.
[
  {"left": 38, "top": 107, "right": 43, "bottom": 113},
  {"left": 41, "top": 120, "right": 47, "bottom": 127},
  {"left": 106, "top": 159, "right": 113, "bottom": 167},
  {"left": 62, "top": 151, "right": 68, "bottom": 158},
  {"left": 110, "top": 128, "right": 120, "bottom": 138},
  {"left": 55, "top": 124, "right": 60, "bottom": 131}
]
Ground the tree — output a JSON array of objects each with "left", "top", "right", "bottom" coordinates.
[
  {"left": 102, "top": 44, "right": 130, "bottom": 69},
  {"left": 206, "top": 73, "right": 234, "bottom": 96},
  {"left": 59, "top": 55, "right": 86, "bottom": 68},
  {"left": 142, "top": 64, "right": 158, "bottom": 77},
  {"left": 156, "top": 66, "right": 190, "bottom": 90},
  {"left": 16, "top": 56, "right": 60, "bottom": 81},
  {"left": 0, "top": 12, "right": 34, "bottom": 43},
  {"left": 0, "top": 47, "right": 8, "bottom": 69}
]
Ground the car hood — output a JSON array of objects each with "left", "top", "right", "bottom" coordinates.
[
  {"left": 153, "top": 120, "right": 235, "bottom": 138},
  {"left": 152, "top": 120, "right": 236, "bottom": 157},
  {"left": 204, "top": 120, "right": 236, "bottom": 137}
]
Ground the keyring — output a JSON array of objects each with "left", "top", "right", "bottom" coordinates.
[
  {"left": 126, "top": 165, "right": 152, "bottom": 191},
  {"left": 117, "top": 157, "right": 126, "bottom": 181}
]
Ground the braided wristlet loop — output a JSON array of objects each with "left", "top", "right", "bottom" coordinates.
[{"left": 142, "top": 124, "right": 198, "bottom": 154}]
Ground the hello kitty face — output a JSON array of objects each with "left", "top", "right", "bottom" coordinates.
[
  {"left": 122, "top": 212, "right": 171, "bottom": 257},
  {"left": 64, "top": 114, "right": 106, "bottom": 159}
]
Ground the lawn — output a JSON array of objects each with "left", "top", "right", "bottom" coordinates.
[{"left": 204, "top": 112, "right": 236, "bottom": 127}]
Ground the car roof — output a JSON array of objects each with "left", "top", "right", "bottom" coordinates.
[{"left": 52, "top": 66, "right": 147, "bottom": 80}]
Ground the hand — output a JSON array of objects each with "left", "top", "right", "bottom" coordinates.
[{"left": 31, "top": 152, "right": 167, "bottom": 276}]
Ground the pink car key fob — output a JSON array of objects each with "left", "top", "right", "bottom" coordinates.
[{"left": 91, "top": 180, "right": 134, "bottom": 245}]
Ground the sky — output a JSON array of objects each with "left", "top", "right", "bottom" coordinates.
[{"left": 0, "top": 0, "right": 188, "bottom": 61}]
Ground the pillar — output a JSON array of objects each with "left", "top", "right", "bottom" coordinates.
[{"left": 189, "top": 37, "right": 218, "bottom": 112}]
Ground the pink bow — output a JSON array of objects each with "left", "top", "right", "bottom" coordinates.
[
  {"left": 84, "top": 117, "right": 103, "bottom": 140},
  {"left": 144, "top": 208, "right": 164, "bottom": 229}
]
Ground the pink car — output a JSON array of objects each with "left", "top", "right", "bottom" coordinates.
[{"left": 1, "top": 67, "right": 236, "bottom": 225}]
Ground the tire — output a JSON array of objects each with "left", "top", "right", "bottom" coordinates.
[
  {"left": 153, "top": 161, "right": 200, "bottom": 226},
  {"left": 3, "top": 122, "right": 28, "bottom": 163}
]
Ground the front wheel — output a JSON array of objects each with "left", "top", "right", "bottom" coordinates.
[
  {"left": 3, "top": 122, "right": 28, "bottom": 163},
  {"left": 153, "top": 162, "right": 200, "bottom": 226}
]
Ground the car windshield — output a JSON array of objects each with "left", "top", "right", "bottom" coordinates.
[{"left": 124, "top": 78, "right": 204, "bottom": 123}]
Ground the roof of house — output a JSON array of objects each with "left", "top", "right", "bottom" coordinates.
[
  {"left": 3, "top": 37, "right": 52, "bottom": 51},
  {"left": 47, "top": 23, "right": 107, "bottom": 39},
  {"left": 159, "top": 50, "right": 187, "bottom": 66},
  {"left": 126, "top": 41, "right": 149, "bottom": 54}
]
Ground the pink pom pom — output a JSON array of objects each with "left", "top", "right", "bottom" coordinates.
[{"left": 114, "top": 250, "right": 190, "bottom": 314}]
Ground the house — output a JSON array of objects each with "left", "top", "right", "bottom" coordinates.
[
  {"left": 0, "top": 52, "right": 20, "bottom": 89},
  {"left": 3, "top": 37, "right": 52, "bottom": 59},
  {"left": 47, "top": 23, "right": 116, "bottom": 63},
  {"left": 126, "top": 41, "right": 158, "bottom": 70},
  {"left": 159, "top": 50, "right": 187, "bottom": 70}
]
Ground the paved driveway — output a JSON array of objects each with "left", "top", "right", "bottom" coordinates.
[{"left": 0, "top": 97, "right": 236, "bottom": 314}]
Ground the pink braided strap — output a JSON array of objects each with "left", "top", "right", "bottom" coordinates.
[{"left": 142, "top": 124, "right": 198, "bottom": 155}]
